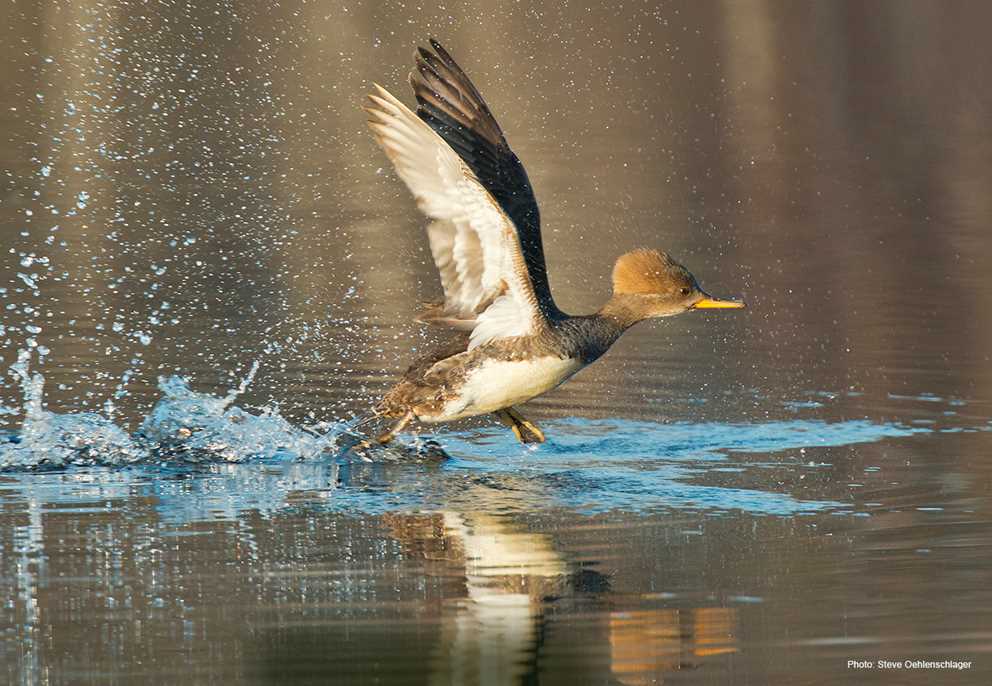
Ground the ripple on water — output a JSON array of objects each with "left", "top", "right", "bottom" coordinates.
[{"left": 0, "top": 358, "right": 952, "bottom": 525}]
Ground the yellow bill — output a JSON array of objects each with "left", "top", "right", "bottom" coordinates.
[{"left": 692, "top": 296, "right": 746, "bottom": 310}]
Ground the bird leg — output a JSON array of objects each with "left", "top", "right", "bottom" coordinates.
[
  {"left": 507, "top": 407, "right": 546, "bottom": 443},
  {"left": 495, "top": 407, "right": 546, "bottom": 444},
  {"left": 353, "top": 410, "right": 414, "bottom": 451},
  {"left": 495, "top": 409, "right": 525, "bottom": 442},
  {"left": 375, "top": 410, "right": 414, "bottom": 445}
]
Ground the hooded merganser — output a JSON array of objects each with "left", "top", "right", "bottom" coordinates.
[{"left": 363, "top": 40, "right": 743, "bottom": 445}]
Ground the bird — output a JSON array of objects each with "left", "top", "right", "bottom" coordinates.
[{"left": 362, "top": 39, "right": 744, "bottom": 446}]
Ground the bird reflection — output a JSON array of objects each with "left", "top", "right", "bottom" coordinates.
[
  {"left": 383, "top": 508, "right": 570, "bottom": 684},
  {"left": 429, "top": 511, "right": 568, "bottom": 686},
  {"left": 609, "top": 608, "right": 738, "bottom": 685},
  {"left": 383, "top": 500, "right": 738, "bottom": 685}
]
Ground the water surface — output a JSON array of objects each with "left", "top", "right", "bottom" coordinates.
[{"left": 2, "top": 1, "right": 992, "bottom": 684}]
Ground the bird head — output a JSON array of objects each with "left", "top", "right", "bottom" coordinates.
[{"left": 611, "top": 249, "right": 744, "bottom": 319}]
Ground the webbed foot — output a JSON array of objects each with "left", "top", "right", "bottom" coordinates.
[{"left": 495, "top": 407, "right": 546, "bottom": 444}]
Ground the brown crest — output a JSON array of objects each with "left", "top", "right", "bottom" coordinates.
[{"left": 612, "top": 249, "right": 693, "bottom": 295}]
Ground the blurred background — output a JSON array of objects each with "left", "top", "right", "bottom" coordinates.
[{"left": 1, "top": 1, "right": 991, "bottom": 684}]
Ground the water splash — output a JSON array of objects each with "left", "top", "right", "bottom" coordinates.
[
  {"left": 136, "top": 374, "right": 342, "bottom": 463},
  {"left": 2, "top": 350, "right": 142, "bottom": 470},
  {"left": 1, "top": 353, "right": 344, "bottom": 471},
  {"left": 1, "top": 351, "right": 976, "bottom": 522},
  {"left": 0, "top": 409, "right": 936, "bottom": 524}
]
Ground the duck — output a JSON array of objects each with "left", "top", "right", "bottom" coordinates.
[{"left": 362, "top": 39, "right": 743, "bottom": 445}]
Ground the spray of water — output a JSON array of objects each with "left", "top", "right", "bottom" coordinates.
[{"left": 1, "top": 350, "right": 349, "bottom": 471}]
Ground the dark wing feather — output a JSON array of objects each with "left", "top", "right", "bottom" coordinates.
[{"left": 409, "top": 39, "right": 557, "bottom": 317}]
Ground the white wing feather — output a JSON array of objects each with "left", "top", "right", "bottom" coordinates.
[{"left": 365, "top": 84, "right": 543, "bottom": 348}]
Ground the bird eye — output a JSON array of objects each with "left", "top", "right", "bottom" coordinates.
[{"left": 680, "top": 287, "right": 691, "bottom": 296}]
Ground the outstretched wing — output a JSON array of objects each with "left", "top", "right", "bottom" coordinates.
[
  {"left": 410, "top": 40, "right": 556, "bottom": 319},
  {"left": 365, "top": 83, "right": 547, "bottom": 349}
]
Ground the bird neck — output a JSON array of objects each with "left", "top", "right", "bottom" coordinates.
[
  {"left": 555, "top": 295, "right": 645, "bottom": 364},
  {"left": 596, "top": 293, "right": 651, "bottom": 331}
]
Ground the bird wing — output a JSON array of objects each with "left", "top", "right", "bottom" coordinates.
[
  {"left": 365, "top": 44, "right": 557, "bottom": 349},
  {"left": 410, "top": 40, "right": 556, "bottom": 321}
]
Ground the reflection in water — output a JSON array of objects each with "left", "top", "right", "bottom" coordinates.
[
  {"left": 386, "top": 508, "right": 739, "bottom": 685},
  {"left": 609, "top": 608, "right": 738, "bottom": 684},
  {"left": 3, "top": 418, "right": 991, "bottom": 683},
  {"left": 429, "top": 512, "right": 567, "bottom": 685},
  {"left": 10, "top": 498, "right": 43, "bottom": 686},
  {"left": 611, "top": 610, "right": 682, "bottom": 680},
  {"left": 0, "top": 298, "right": 988, "bottom": 684}
]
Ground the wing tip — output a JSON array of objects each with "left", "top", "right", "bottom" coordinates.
[{"left": 363, "top": 86, "right": 421, "bottom": 134}]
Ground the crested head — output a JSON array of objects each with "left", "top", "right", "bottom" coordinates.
[
  {"left": 612, "top": 249, "right": 696, "bottom": 296},
  {"left": 600, "top": 248, "right": 743, "bottom": 326}
]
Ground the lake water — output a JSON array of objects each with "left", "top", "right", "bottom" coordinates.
[{"left": 2, "top": 2, "right": 991, "bottom": 684}]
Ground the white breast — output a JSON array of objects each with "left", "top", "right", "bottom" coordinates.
[{"left": 430, "top": 356, "right": 584, "bottom": 421}]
